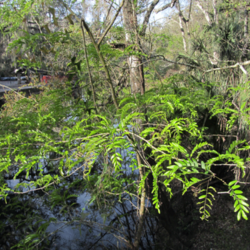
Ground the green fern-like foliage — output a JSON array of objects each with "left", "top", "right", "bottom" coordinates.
[
  {"left": 197, "top": 186, "right": 216, "bottom": 221},
  {"left": 0, "top": 62, "right": 250, "bottom": 249},
  {"left": 228, "top": 180, "right": 249, "bottom": 220}
]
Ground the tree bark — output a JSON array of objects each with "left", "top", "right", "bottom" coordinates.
[
  {"left": 122, "top": 2, "right": 147, "bottom": 248},
  {"left": 123, "top": 0, "right": 145, "bottom": 95},
  {"left": 196, "top": 0, "right": 212, "bottom": 25},
  {"left": 123, "top": 2, "right": 192, "bottom": 248},
  {"left": 80, "top": 21, "right": 98, "bottom": 113},
  {"left": 176, "top": 0, "right": 187, "bottom": 53}
]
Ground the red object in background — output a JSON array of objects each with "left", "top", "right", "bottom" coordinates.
[
  {"left": 41, "top": 75, "right": 68, "bottom": 83},
  {"left": 41, "top": 75, "right": 52, "bottom": 83}
]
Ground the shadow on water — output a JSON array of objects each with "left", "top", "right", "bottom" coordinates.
[
  {"left": 0, "top": 120, "right": 204, "bottom": 250},
  {"left": 1, "top": 144, "right": 163, "bottom": 250}
]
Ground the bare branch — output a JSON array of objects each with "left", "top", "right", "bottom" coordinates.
[
  {"left": 140, "top": 0, "right": 160, "bottom": 36},
  {"left": 133, "top": 153, "right": 146, "bottom": 250},
  {"left": 205, "top": 61, "right": 250, "bottom": 73},
  {"left": 239, "top": 65, "right": 248, "bottom": 75},
  {"left": 195, "top": 0, "right": 212, "bottom": 25},
  {"left": 155, "top": 0, "right": 177, "bottom": 13},
  {"left": 188, "top": 0, "right": 193, "bottom": 21},
  {"left": 59, "top": 0, "right": 119, "bottom": 109},
  {"left": 155, "top": 3, "right": 171, "bottom": 13},
  {"left": 80, "top": 21, "right": 98, "bottom": 113},
  {"left": 97, "top": 0, "right": 125, "bottom": 47},
  {"left": 81, "top": 19, "right": 119, "bottom": 109},
  {"left": 60, "top": 0, "right": 124, "bottom": 48},
  {"left": 103, "top": 1, "right": 114, "bottom": 26},
  {"left": 58, "top": 0, "right": 81, "bottom": 22},
  {"left": 176, "top": 0, "right": 187, "bottom": 52}
]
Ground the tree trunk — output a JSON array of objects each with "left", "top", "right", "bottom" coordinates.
[
  {"left": 123, "top": 0, "right": 145, "bottom": 95},
  {"left": 123, "top": 1, "right": 192, "bottom": 248},
  {"left": 176, "top": 0, "right": 187, "bottom": 53},
  {"left": 122, "top": 3, "right": 147, "bottom": 249},
  {"left": 178, "top": 13, "right": 187, "bottom": 53}
]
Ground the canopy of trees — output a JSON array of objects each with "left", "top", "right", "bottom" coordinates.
[{"left": 1, "top": 0, "right": 250, "bottom": 249}]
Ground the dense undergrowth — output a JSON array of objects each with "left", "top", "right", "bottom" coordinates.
[
  {"left": 0, "top": 75, "right": 250, "bottom": 249},
  {"left": 0, "top": 0, "right": 250, "bottom": 249}
]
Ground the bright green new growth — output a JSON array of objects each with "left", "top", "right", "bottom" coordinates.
[
  {"left": 0, "top": 0, "right": 250, "bottom": 248},
  {"left": 0, "top": 82, "right": 249, "bottom": 225}
]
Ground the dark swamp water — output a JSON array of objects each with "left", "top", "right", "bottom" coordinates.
[
  {"left": 1, "top": 146, "right": 165, "bottom": 250},
  {"left": 1, "top": 131, "right": 250, "bottom": 250},
  {"left": 0, "top": 83, "right": 161, "bottom": 249}
]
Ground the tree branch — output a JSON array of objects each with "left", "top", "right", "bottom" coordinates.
[
  {"left": 195, "top": 0, "right": 212, "bottom": 26},
  {"left": 58, "top": 0, "right": 81, "bottom": 22},
  {"left": 133, "top": 153, "right": 146, "bottom": 250},
  {"left": 81, "top": 19, "right": 119, "bottom": 110},
  {"left": 102, "top": 0, "right": 114, "bottom": 26},
  {"left": 176, "top": 0, "right": 187, "bottom": 52},
  {"left": 188, "top": 0, "right": 193, "bottom": 21},
  {"left": 154, "top": 0, "right": 177, "bottom": 13},
  {"left": 97, "top": 0, "right": 125, "bottom": 47},
  {"left": 80, "top": 21, "right": 98, "bottom": 113},
  {"left": 58, "top": 0, "right": 119, "bottom": 110},
  {"left": 140, "top": 0, "right": 160, "bottom": 36},
  {"left": 205, "top": 61, "right": 250, "bottom": 73}
]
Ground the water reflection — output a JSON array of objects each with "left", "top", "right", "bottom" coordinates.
[{"left": 2, "top": 139, "right": 158, "bottom": 250}]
